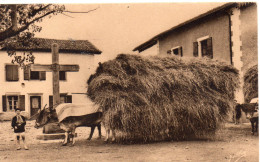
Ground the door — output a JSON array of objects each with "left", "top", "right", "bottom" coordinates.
[{"left": 30, "top": 96, "right": 41, "bottom": 117}]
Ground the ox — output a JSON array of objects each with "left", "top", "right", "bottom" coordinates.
[
  {"left": 35, "top": 104, "right": 102, "bottom": 146},
  {"left": 235, "top": 103, "right": 258, "bottom": 135}
]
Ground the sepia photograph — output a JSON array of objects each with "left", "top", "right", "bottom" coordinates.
[{"left": 0, "top": 1, "right": 258, "bottom": 161}]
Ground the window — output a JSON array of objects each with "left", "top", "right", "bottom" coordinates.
[
  {"left": 24, "top": 66, "right": 46, "bottom": 80},
  {"left": 167, "top": 46, "right": 183, "bottom": 57},
  {"left": 2, "top": 95, "right": 25, "bottom": 112},
  {"left": 59, "top": 71, "right": 66, "bottom": 81},
  {"left": 7, "top": 96, "right": 18, "bottom": 111},
  {"left": 6, "top": 65, "right": 19, "bottom": 81},
  {"left": 49, "top": 95, "right": 72, "bottom": 107},
  {"left": 172, "top": 48, "right": 179, "bottom": 55},
  {"left": 30, "top": 71, "right": 40, "bottom": 80},
  {"left": 193, "top": 36, "right": 213, "bottom": 59}
]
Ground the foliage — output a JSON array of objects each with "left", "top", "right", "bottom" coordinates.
[{"left": 0, "top": 4, "right": 65, "bottom": 67}]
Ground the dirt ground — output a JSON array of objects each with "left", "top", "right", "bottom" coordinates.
[{"left": 0, "top": 121, "right": 258, "bottom": 162}]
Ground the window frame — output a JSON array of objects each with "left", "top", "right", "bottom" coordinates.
[
  {"left": 7, "top": 95, "right": 18, "bottom": 111},
  {"left": 4, "top": 93, "right": 20, "bottom": 112},
  {"left": 170, "top": 46, "right": 182, "bottom": 56},
  {"left": 196, "top": 35, "right": 210, "bottom": 58}
]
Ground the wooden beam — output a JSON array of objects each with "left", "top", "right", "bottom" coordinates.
[
  {"left": 30, "top": 64, "right": 53, "bottom": 71},
  {"left": 52, "top": 43, "right": 60, "bottom": 107},
  {"left": 59, "top": 65, "right": 80, "bottom": 71}
]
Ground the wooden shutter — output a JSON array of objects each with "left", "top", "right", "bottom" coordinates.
[
  {"left": 49, "top": 96, "right": 53, "bottom": 107},
  {"left": 178, "top": 47, "right": 183, "bottom": 57},
  {"left": 13, "top": 65, "right": 19, "bottom": 81},
  {"left": 2, "top": 95, "right": 6, "bottom": 112},
  {"left": 193, "top": 42, "right": 198, "bottom": 57},
  {"left": 6, "top": 65, "right": 18, "bottom": 81},
  {"left": 39, "top": 71, "right": 46, "bottom": 80},
  {"left": 24, "top": 66, "right": 30, "bottom": 80},
  {"left": 19, "top": 95, "right": 25, "bottom": 111},
  {"left": 6, "top": 65, "right": 13, "bottom": 81},
  {"left": 66, "top": 95, "right": 72, "bottom": 103},
  {"left": 206, "top": 37, "right": 213, "bottom": 59}
]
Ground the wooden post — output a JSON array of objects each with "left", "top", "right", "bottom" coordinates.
[{"left": 52, "top": 43, "right": 60, "bottom": 107}]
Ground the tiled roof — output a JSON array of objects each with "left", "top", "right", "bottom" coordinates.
[
  {"left": 133, "top": 2, "right": 255, "bottom": 52},
  {"left": 2, "top": 38, "right": 102, "bottom": 54}
]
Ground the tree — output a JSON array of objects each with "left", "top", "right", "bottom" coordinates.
[{"left": 0, "top": 4, "right": 65, "bottom": 67}]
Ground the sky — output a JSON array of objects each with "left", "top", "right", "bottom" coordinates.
[{"left": 34, "top": 2, "right": 227, "bottom": 62}]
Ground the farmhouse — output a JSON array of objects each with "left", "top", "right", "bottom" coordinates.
[
  {"left": 0, "top": 38, "right": 102, "bottom": 120},
  {"left": 133, "top": 2, "right": 257, "bottom": 104}
]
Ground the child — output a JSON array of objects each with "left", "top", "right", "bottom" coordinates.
[{"left": 11, "top": 108, "right": 28, "bottom": 150}]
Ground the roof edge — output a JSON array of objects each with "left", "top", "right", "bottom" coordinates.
[
  {"left": 133, "top": 2, "right": 239, "bottom": 52},
  {"left": 1, "top": 48, "right": 102, "bottom": 55}
]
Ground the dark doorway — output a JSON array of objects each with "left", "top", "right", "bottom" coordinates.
[{"left": 30, "top": 96, "right": 41, "bottom": 117}]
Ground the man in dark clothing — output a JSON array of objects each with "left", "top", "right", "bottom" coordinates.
[{"left": 11, "top": 108, "right": 28, "bottom": 150}]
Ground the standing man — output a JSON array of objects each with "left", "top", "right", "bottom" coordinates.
[{"left": 11, "top": 108, "right": 28, "bottom": 150}]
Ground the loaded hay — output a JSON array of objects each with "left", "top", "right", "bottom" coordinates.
[
  {"left": 87, "top": 54, "right": 239, "bottom": 143},
  {"left": 244, "top": 65, "right": 258, "bottom": 103}
]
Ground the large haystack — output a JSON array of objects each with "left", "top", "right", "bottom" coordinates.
[
  {"left": 244, "top": 65, "right": 258, "bottom": 103},
  {"left": 87, "top": 54, "right": 239, "bottom": 143}
]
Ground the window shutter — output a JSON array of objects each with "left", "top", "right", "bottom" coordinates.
[
  {"left": 193, "top": 42, "right": 198, "bottom": 57},
  {"left": 6, "top": 65, "right": 13, "bottom": 81},
  {"left": 66, "top": 95, "right": 72, "bottom": 103},
  {"left": 19, "top": 95, "right": 25, "bottom": 111},
  {"left": 13, "top": 65, "right": 19, "bottom": 81},
  {"left": 2, "top": 95, "right": 6, "bottom": 112},
  {"left": 206, "top": 37, "right": 213, "bottom": 59},
  {"left": 6, "top": 65, "right": 19, "bottom": 81},
  {"left": 39, "top": 71, "right": 46, "bottom": 80},
  {"left": 24, "top": 66, "right": 30, "bottom": 80},
  {"left": 49, "top": 96, "right": 53, "bottom": 107},
  {"left": 178, "top": 47, "right": 183, "bottom": 57}
]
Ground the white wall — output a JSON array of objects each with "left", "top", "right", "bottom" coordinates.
[
  {"left": 138, "top": 43, "right": 159, "bottom": 57},
  {"left": 0, "top": 51, "right": 99, "bottom": 117}
]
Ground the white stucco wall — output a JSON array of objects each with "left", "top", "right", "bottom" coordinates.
[
  {"left": 139, "top": 42, "right": 159, "bottom": 57},
  {"left": 0, "top": 51, "right": 99, "bottom": 118}
]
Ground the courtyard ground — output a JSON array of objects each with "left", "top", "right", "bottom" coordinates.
[{"left": 0, "top": 121, "right": 258, "bottom": 162}]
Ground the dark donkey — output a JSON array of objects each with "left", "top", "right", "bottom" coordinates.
[
  {"left": 35, "top": 105, "right": 102, "bottom": 146},
  {"left": 235, "top": 103, "right": 258, "bottom": 135}
]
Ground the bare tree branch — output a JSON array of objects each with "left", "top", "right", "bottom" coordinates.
[
  {"left": 61, "top": 13, "right": 75, "bottom": 18},
  {"left": 64, "top": 6, "right": 99, "bottom": 14}
]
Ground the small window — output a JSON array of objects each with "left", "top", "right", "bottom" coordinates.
[
  {"left": 2, "top": 95, "right": 25, "bottom": 112},
  {"left": 7, "top": 96, "right": 18, "bottom": 111},
  {"left": 59, "top": 71, "right": 66, "bottom": 81},
  {"left": 172, "top": 48, "right": 179, "bottom": 55},
  {"left": 29, "top": 71, "right": 46, "bottom": 80},
  {"left": 169, "top": 46, "right": 183, "bottom": 57},
  {"left": 6, "top": 65, "right": 19, "bottom": 81},
  {"left": 194, "top": 36, "right": 213, "bottom": 59},
  {"left": 201, "top": 39, "right": 208, "bottom": 57},
  {"left": 30, "top": 71, "right": 40, "bottom": 80},
  {"left": 24, "top": 67, "right": 46, "bottom": 81},
  {"left": 49, "top": 95, "right": 72, "bottom": 107}
]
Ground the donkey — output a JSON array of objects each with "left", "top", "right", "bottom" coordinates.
[
  {"left": 35, "top": 106, "right": 102, "bottom": 146},
  {"left": 235, "top": 103, "right": 258, "bottom": 135}
]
